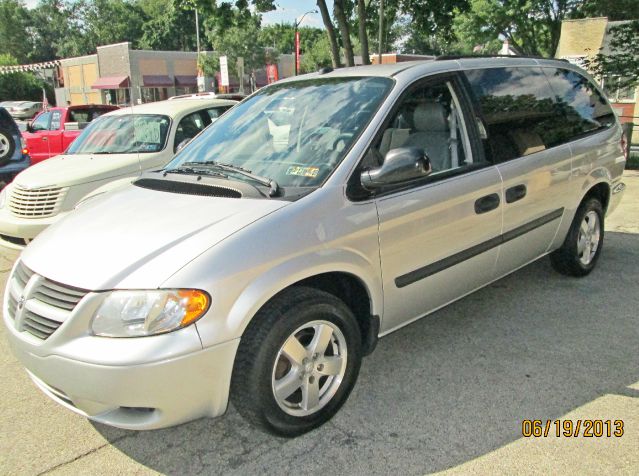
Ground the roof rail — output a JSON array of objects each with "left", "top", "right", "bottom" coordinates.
[{"left": 435, "top": 54, "right": 569, "bottom": 62}]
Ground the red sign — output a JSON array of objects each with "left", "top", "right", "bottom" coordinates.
[
  {"left": 295, "top": 30, "right": 300, "bottom": 73},
  {"left": 266, "top": 64, "right": 279, "bottom": 84}
]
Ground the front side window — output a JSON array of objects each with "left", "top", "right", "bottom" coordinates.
[
  {"left": 361, "top": 78, "right": 475, "bottom": 176},
  {"left": 174, "top": 111, "right": 208, "bottom": 151},
  {"left": 67, "top": 114, "right": 170, "bottom": 154},
  {"left": 31, "top": 112, "right": 51, "bottom": 131},
  {"left": 167, "top": 77, "right": 393, "bottom": 189},
  {"left": 206, "top": 106, "right": 231, "bottom": 120}
]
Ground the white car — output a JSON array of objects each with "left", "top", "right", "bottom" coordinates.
[{"left": 0, "top": 98, "right": 236, "bottom": 248}]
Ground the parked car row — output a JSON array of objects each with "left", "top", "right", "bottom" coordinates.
[
  {"left": 0, "top": 98, "right": 236, "bottom": 248},
  {"left": 1, "top": 58, "right": 627, "bottom": 438}
]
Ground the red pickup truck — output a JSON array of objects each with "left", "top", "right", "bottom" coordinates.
[{"left": 22, "top": 104, "right": 118, "bottom": 164}]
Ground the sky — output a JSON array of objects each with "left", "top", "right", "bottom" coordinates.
[
  {"left": 24, "top": 0, "right": 331, "bottom": 28},
  {"left": 261, "top": 0, "right": 332, "bottom": 28}
]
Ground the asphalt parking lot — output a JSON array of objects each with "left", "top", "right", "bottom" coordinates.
[{"left": 1, "top": 171, "right": 637, "bottom": 475}]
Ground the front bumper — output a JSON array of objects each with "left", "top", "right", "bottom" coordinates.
[
  {"left": 6, "top": 332, "right": 239, "bottom": 430},
  {"left": 0, "top": 208, "right": 69, "bottom": 249},
  {"left": 3, "top": 268, "right": 240, "bottom": 430}
]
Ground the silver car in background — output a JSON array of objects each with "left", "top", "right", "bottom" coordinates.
[
  {"left": 3, "top": 57, "right": 626, "bottom": 436},
  {"left": 9, "top": 101, "right": 43, "bottom": 120}
]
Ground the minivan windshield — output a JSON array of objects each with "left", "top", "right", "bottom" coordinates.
[
  {"left": 166, "top": 77, "right": 393, "bottom": 188},
  {"left": 67, "top": 114, "right": 170, "bottom": 154}
]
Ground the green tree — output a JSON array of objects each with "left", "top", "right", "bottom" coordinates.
[
  {"left": 27, "top": 0, "right": 75, "bottom": 61},
  {"left": 583, "top": 20, "right": 639, "bottom": 89},
  {"left": 204, "top": 9, "right": 272, "bottom": 74},
  {"left": 0, "top": 0, "right": 31, "bottom": 63},
  {"left": 0, "top": 54, "right": 55, "bottom": 103},
  {"left": 300, "top": 35, "right": 334, "bottom": 72}
]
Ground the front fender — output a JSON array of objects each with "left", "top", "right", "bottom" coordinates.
[
  {"left": 191, "top": 248, "right": 383, "bottom": 349},
  {"left": 226, "top": 249, "right": 382, "bottom": 336}
]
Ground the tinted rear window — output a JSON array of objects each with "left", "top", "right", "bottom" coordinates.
[
  {"left": 466, "top": 67, "right": 558, "bottom": 162},
  {"left": 465, "top": 67, "right": 615, "bottom": 162},
  {"left": 542, "top": 68, "right": 615, "bottom": 138}
]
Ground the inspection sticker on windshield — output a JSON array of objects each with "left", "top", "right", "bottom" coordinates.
[{"left": 286, "top": 166, "right": 320, "bottom": 178}]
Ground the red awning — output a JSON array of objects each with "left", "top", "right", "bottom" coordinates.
[
  {"left": 92, "top": 76, "right": 130, "bottom": 89},
  {"left": 142, "top": 75, "right": 173, "bottom": 87},
  {"left": 175, "top": 75, "right": 197, "bottom": 87}
]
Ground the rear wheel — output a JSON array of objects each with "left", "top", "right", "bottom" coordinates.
[
  {"left": 231, "top": 287, "right": 362, "bottom": 436},
  {"left": 550, "top": 198, "right": 604, "bottom": 276},
  {"left": 0, "top": 129, "right": 16, "bottom": 167}
]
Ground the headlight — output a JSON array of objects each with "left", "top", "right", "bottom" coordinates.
[
  {"left": 0, "top": 188, "right": 6, "bottom": 209},
  {"left": 92, "top": 289, "right": 210, "bottom": 337}
]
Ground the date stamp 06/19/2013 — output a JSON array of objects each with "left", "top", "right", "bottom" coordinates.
[{"left": 522, "top": 419, "right": 624, "bottom": 438}]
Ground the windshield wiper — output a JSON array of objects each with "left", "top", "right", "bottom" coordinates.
[
  {"left": 181, "top": 161, "right": 280, "bottom": 197},
  {"left": 163, "top": 167, "right": 227, "bottom": 179}
]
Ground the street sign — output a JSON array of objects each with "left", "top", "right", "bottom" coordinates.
[{"left": 219, "top": 55, "right": 229, "bottom": 87}]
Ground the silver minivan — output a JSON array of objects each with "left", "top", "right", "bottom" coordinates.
[{"left": 3, "top": 58, "right": 627, "bottom": 436}]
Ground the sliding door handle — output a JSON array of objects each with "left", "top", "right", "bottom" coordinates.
[
  {"left": 506, "top": 184, "right": 527, "bottom": 203},
  {"left": 474, "top": 193, "right": 500, "bottom": 214}
]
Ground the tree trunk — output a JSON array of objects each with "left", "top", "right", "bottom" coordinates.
[
  {"left": 333, "top": 0, "right": 354, "bottom": 67},
  {"left": 357, "top": 0, "right": 370, "bottom": 65},
  {"left": 316, "top": 0, "right": 341, "bottom": 68}
]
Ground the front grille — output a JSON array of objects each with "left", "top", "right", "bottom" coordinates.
[
  {"left": 22, "top": 311, "right": 62, "bottom": 339},
  {"left": 7, "top": 293, "right": 17, "bottom": 318},
  {"left": 6, "top": 261, "right": 88, "bottom": 340},
  {"left": 33, "top": 278, "right": 87, "bottom": 311},
  {"left": 14, "top": 261, "right": 34, "bottom": 288},
  {"left": 8, "top": 185, "right": 68, "bottom": 218}
]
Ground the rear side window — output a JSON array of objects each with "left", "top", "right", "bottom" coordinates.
[
  {"left": 465, "top": 67, "right": 616, "bottom": 162},
  {"left": 542, "top": 68, "right": 615, "bottom": 140},
  {"left": 465, "top": 67, "right": 560, "bottom": 162}
]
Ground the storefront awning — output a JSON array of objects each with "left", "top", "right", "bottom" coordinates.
[
  {"left": 175, "top": 75, "right": 197, "bottom": 87},
  {"left": 142, "top": 75, "right": 173, "bottom": 87},
  {"left": 92, "top": 75, "right": 130, "bottom": 89}
]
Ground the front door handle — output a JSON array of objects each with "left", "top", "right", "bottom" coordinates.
[
  {"left": 42, "top": 136, "right": 48, "bottom": 141},
  {"left": 474, "top": 193, "right": 500, "bottom": 214},
  {"left": 506, "top": 184, "right": 527, "bottom": 203}
]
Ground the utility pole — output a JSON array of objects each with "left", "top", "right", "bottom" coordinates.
[
  {"left": 195, "top": 9, "right": 200, "bottom": 56},
  {"left": 378, "top": 0, "right": 384, "bottom": 64},
  {"left": 294, "top": 10, "right": 317, "bottom": 75}
]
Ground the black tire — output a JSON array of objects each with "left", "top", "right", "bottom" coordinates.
[
  {"left": 550, "top": 197, "right": 604, "bottom": 277},
  {"left": 0, "top": 128, "right": 16, "bottom": 167},
  {"left": 231, "top": 286, "right": 362, "bottom": 437}
]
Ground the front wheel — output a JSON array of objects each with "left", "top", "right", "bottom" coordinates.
[
  {"left": 230, "top": 287, "right": 362, "bottom": 436},
  {"left": 550, "top": 198, "right": 604, "bottom": 277}
]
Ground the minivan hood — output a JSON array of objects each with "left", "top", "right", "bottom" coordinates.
[
  {"left": 21, "top": 184, "right": 288, "bottom": 290},
  {"left": 15, "top": 153, "right": 151, "bottom": 188}
]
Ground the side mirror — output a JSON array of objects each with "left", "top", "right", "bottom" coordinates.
[
  {"left": 361, "top": 147, "right": 431, "bottom": 191},
  {"left": 26, "top": 122, "right": 34, "bottom": 133}
]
